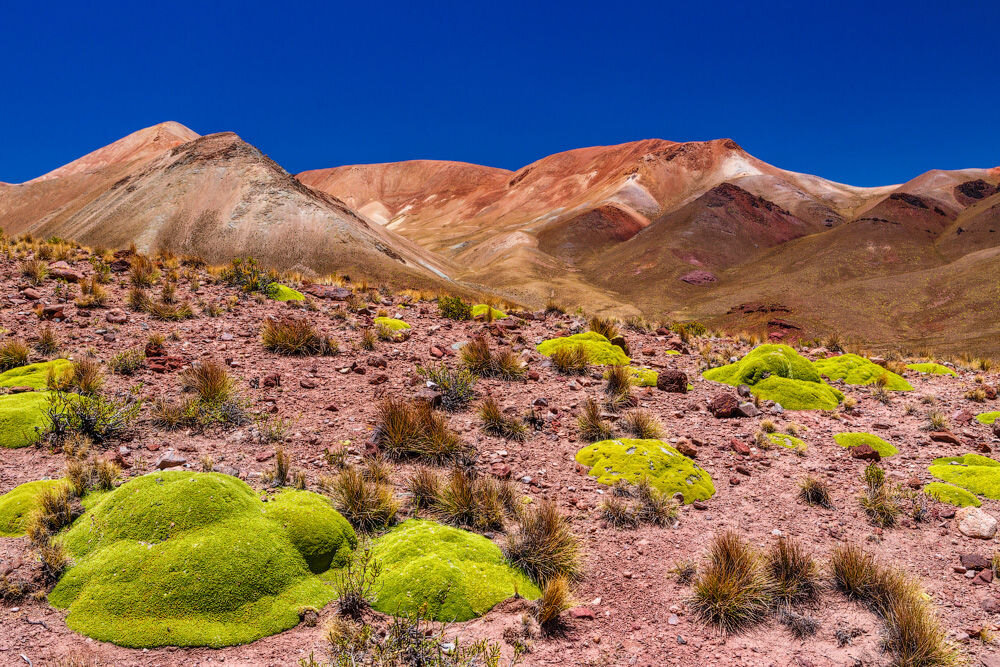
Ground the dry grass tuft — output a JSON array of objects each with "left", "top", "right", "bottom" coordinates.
[
  {"left": 180, "top": 360, "right": 233, "bottom": 403},
  {"left": 798, "top": 475, "right": 834, "bottom": 508},
  {"left": 689, "top": 531, "right": 774, "bottom": 633},
  {"left": 551, "top": 344, "right": 590, "bottom": 375},
  {"left": 504, "top": 500, "right": 581, "bottom": 584},
  {"left": 321, "top": 466, "right": 398, "bottom": 533},
  {"left": 577, "top": 398, "right": 613, "bottom": 442},
  {"left": 478, "top": 396, "right": 527, "bottom": 441},
  {"left": 261, "top": 317, "right": 337, "bottom": 356}
]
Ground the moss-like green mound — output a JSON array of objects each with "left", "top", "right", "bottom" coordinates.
[
  {"left": 0, "top": 392, "right": 51, "bottom": 448},
  {"left": 702, "top": 344, "right": 843, "bottom": 410},
  {"left": 975, "top": 412, "right": 1000, "bottom": 425},
  {"left": 536, "top": 332, "right": 630, "bottom": 366},
  {"left": 270, "top": 284, "right": 304, "bottom": 301},
  {"left": 471, "top": 304, "right": 507, "bottom": 320},
  {"left": 906, "top": 363, "right": 957, "bottom": 377},
  {"left": 665, "top": 350, "right": 681, "bottom": 356},
  {"left": 833, "top": 432, "right": 898, "bottom": 457},
  {"left": 369, "top": 519, "right": 539, "bottom": 622},
  {"left": 374, "top": 317, "right": 411, "bottom": 332},
  {"left": 927, "top": 453, "right": 1000, "bottom": 500},
  {"left": 0, "top": 359, "right": 72, "bottom": 390},
  {"left": 767, "top": 433, "right": 807, "bottom": 450},
  {"left": 575, "top": 438, "right": 715, "bottom": 503},
  {"left": 813, "top": 354, "right": 913, "bottom": 391},
  {"left": 923, "top": 482, "right": 981, "bottom": 508},
  {"left": 0, "top": 479, "right": 69, "bottom": 537},
  {"left": 50, "top": 471, "right": 356, "bottom": 648},
  {"left": 606, "top": 367, "right": 657, "bottom": 387}
]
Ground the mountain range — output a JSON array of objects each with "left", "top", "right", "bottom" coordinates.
[{"left": 2, "top": 122, "right": 998, "bottom": 353}]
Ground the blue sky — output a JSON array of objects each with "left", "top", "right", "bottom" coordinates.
[{"left": 1, "top": 0, "right": 997, "bottom": 185}]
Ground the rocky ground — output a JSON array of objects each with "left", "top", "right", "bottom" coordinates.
[{"left": 0, "top": 248, "right": 998, "bottom": 666}]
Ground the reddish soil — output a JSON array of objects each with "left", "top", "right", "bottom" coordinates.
[{"left": 0, "top": 250, "right": 999, "bottom": 666}]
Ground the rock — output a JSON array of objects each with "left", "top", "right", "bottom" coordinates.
[
  {"left": 532, "top": 397, "right": 549, "bottom": 408},
  {"left": 676, "top": 441, "right": 698, "bottom": 459},
  {"left": 929, "top": 431, "right": 961, "bottom": 445},
  {"left": 730, "top": 439, "right": 751, "bottom": 456},
  {"left": 527, "top": 370, "right": 540, "bottom": 381},
  {"left": 105, "top": 308, "right": 128, "bottom": 324},
  {"left": 569, "top": 606, "right": 595, "bottom": 620},
  {"left": 708, "top": 392, "right": 739, "bottom": 418},
  {"left": 414, "top": 387, "right": 443, "bottom": 409},
  {"left": 300, "top": 378, "right": 318, "bottom": 389},
  {"left": 729, "top": 476, "right": 741, "bottom": 486},
  {"left": 956, "top": 506, "right": 998, "bottom": 539},
  {"left": 490, "top": 463, "right": 512, "bottom": 479},
  {"left": 993, "top": 422, "right": 1000, "bottom": 439},
  {"left": 960, "top": 553, "right": 990, "bottom": 571},
  {"left": 369, "top": 374, "right": 389, "bottom": 385},
  {"left": 48, "top": 261, "right": 84, "bottom": 282},
  {"left": 973, "top": 569, "right": 994, "bottom": 585},
  {"left": 154, "top": 449, "right": 187, "bottom": 470},
  {"left": 367, "top": 355, "right": 388, "bottom": 369},
  {"left": 609, "top": 335, "right": 629, "bottom": 354},
  {"left": 735, "top": 465, "right": 751, "bottom": 477},
  {"left": 737, "top": 384, "right": 752, "bottom": 398},
  {"left": 21, "top": 288, "right": 41, "bottom": 300},
  {"left": 430, "top": 345, "right": 445, "bottom": 359},
  {"left": 679, "top": 270, "right": 716, "bottom": 285},
  {"left": 736, "top": 402, "right": 759, "bottom": 418},
  {"left": 952, "top": 410, "right": 975, "bottom": 425},
  {"left": 849, "top": 444, "right": 881, "bottom": 462},
  {"left": 263, "top": 373, "right": 281, "bottom": 388},
  {"left": 305, "top": 285, "right": 352, "bottom": 300},
  {"left": 656, "top": 370, "right": 689, "bottom": 393},
  {"left": 6, "top": 386, "right": 33, "bottom": 394},
  {"left": 146, "top": 355, "right": 186, "bottom": 373},
  {"left": 40, "top": 304, "right": 66, "bottom": 320}
]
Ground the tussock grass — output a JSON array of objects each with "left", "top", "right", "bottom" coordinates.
[
  {"left": 478, "top": 396, "right": 527, "bottom": 441},
  {"left": 461, "top": 337, "right": 525, "bottom": 380},
  {"left": 407, "top": 466, "right": 441, "bottom": 510},
  {"left": 180, "top": 360, "right": 233, "bottom": 403},
  {"left": 799, "top": 475, "right": 834, "bottom": 508},
  {"left": 588, "top": 316, "right": 619, "bottom": 341},
  {"left": 621, "top": 410, "right": 664, "bottom": 439},
  {"left": 503, "top": 500, "right": 580, "bottom": 584},
  {"left": 0, "top": 339, "right": 30, "bottom": 371},
  {"left": 689, "top": 531, "right": 773, "bottom": 633},
  {"left": 418, "top": 364, "right": 476, "bottom": 411},
  {"left": 535, "top": 575, "right": 572, "bottom": 634},
  {"left": 373, "top": 398, "right": 469, "bottom": 463},
  {"left": 551, "top": 344, "right": 590, "bottom": 375},
  {"left": 261, "top": 317, "right": 337, "bottom": 355},
  {"left": 321, "top": 466, "right": 398, "bottom": 533},
  {"left": 765, "top": 537, "right": 820, "bottom": 606},
  {"left": 577, "top": 398, "right": 613, "bottom": 442}
]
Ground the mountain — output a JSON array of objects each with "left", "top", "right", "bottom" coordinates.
[{"left": 0, "top": 123, "right": 455, "bottom": 286}]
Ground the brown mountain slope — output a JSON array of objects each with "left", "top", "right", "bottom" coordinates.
[{"left": 0, "top": 126, "right": 456, "bottom": 287}]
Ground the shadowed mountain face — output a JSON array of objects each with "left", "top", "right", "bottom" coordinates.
[{"left": 2, "top": 123, "right": 999, "bottom": 353}]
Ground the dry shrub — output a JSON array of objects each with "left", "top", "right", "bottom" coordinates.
[
  {"left": 503, "top": 500, "right": 580, "bottom": 584},
  {"left": 372, "top": 398, "right": 469, "bottom": 464},
  {"left": 261, "top": 317, "right": 337, "bottom": 355},
  {"left": 321, "top": 466, "right": 398, "bottom": 533},
  {"left": 689, "top": 531, "right": 773, "bottom": 633}
]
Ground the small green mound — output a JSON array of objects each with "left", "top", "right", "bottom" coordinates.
[
  {"left": 50, "top": 471, "right": 356, "bottom": 648},
  {"left": 374, "top": 317, "right": 411, "bottom": 332},
  {"left": 767, "top": 433, "right": 806, "bottom": 450},
  {"left": 608, "top": 366, "right": 657, "bottom": 387},
  {"left": 536, "top": 332, "right": 630, "bottom": 366},
  {"left": 833, "top": 432, "right": 898, "bottom": 457},
  {"left": 813, "top": 354, "right": 913, "bottom": 391},
  {"left": 369, "top": 519, "right": 539, "bottom": 622},
  {"left": 906, "top": 363, "right": 957, "bottom": 377},
  {"left": 471, "top": 304, "right": 507, "bottom": 320},
  {"left": 270, "top": 284, "right": 304, "bottom": 301},
  {"left": 0, "top": 479, "right": 68, "bottom": 537},
  {"left": 665, "top": 350, "right": 681, "bottom": 356},
  {"left": 0, "top": 359, "right": 73, "bottom": 390},
  {"left": 575, "top": 438, "right": 715, "bottom": 503},
  {"left": 927, "top": 453, "right": 1000, "bottom": 500},
  {"left": 702, "top": 344, "right": 843, "bottom": 410},
  {"left": 923, "top": 482, "right": 981, "bottom": 508},
  {"left": 975, "top": 412, "right": 1000, "bottom": 425},
  {"left": 0, "top": 392, "right": 51, "bottom": 448}
]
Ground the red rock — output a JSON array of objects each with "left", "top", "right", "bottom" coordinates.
[
  {"left": 430, "top": 345, "right": 445, "bottom": 358},
  {"left": 305, "top": 285, "right": 352, "bottom": 300},
  {"left": 676, "top": 441, "right": 698, "bottom": 459},
  {"left": 730, "top": 439, "right": 751, "bottom": 456},
  {"left": 263, "top": 373, "right": 281, "bottom": 388},
  {"left": 105, "top": 308, "right": 129, "bottom": 324},
  {"left": 154, "top": 449, "right": 186, "bottom": 470},
  {"left": 324, "top": 403, "right": 339, "bottom": 412},
  {"left": 7, "top": 386, "right": 34, "bottom": 394},
  {"left": 976, "top": 442, "right": 993, "bottom": 453},
  {"left": 255, "top": 451, "right": 275, "bottom": 462},
  {"left": 973, "top": 569, "right": 993, "bottom": 585},
  {"left": 490, "top": 463, "right": 512, "bottom": 479},
  {"left": 527, "top": 370, "right": 540, "bottom": 381},
  {"left": 984, "top": 385, "right": 997, "bottom": 400},
  {"left": 735, "top": 465, "right": 751, "bottom": 476},
  {"left": 729, "top": 476, "right": 741, "bottom": 486},
  {"left": 48, "top": 261, "right": 84, "bottom": 282},
  {"left": 960, "top": 553, "right": 990, "bottom": 570},
  {"left": 679, "top": 270, "right": 716, "bottom": 285},
  {"left": 569, "top": 606, "right": 595, "bottom": 620},
  {"left": 21, "top": 288, "right": 41, "bottom": 300},
  {"left": 929, "top": 431, "right": 961, "bottom": 445},
  {"left": 708, "top": 392, "right": 739, "bottom": 418},
  {"left": 300, "top": 378, "right": 318, "bottom": 389},
  {"left": 849, "top": 444, "right": 881, "bottom": 462},
  {"left": 40, "top": 304, "right": 66, "bottom": 320},
  {"left": 369, "top": 374, "right": 389, "bottom": 385},
  {"left": 657, "top": 370, "right": 689, "bottom": 393}
]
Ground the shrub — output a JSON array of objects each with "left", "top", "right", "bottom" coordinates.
[
  {"left": 20, "top": 259, "right": 47, "bottom": 285},
  {"left": 0, "top": 339, "right": 30, "bottom": 371},
  {"left": 321, "top": 466, "right": 399, "bottom": 533},
  {"left": 35, "top": 326, "right": 60, "bottom": 355},
  {"left": 478, "top": 396, "right": 527, "bottom": 441},
  {"left": 373, "top": 398, "right": 469, "bottom": 463},
  {"left": 536, "top": 576, "right": 572, "bottom": 634},
  {"left": 261, "top": 317, "right": 337, "bottom": 356},
  {"left": 461, "top": 337, "right": 526, "bottom": 380},
  {"left": 577, "top": 398, "right": 613, "bottom": 442},
  {"left": 503, "top": 500, "right": 580, "bottom": 584},
  {"left": 438, "top": 295, "right": 472, "bottom": 321},
  {"left": 180, "top": 360, "right": 233, "bottom": 403},
  {"left": 550, "top": 344, "right": 590, "bottom": 375},
  {"left": 689, "top": 531, "right": 773, "bottom": 633},
  {"left": 108, "top": 348, "right": 145, "bottom": 375},
  {"left": 418, "top": 364, "right": 476, "bottom": 411},
  {"left": 129, "top": 254, "right": 160, "bottom": 287},
  {"left": 334, "top": 546, "right": 382, "bottom": 618},
  {"left": 219, "top": 257, "right": 278, "bottom": 296},
  {"left": 765, "top": 537, "right": 819, "bottom": 606},
  {"left": 798, "top": 476, "right": 833, "bottom": 508},
  {"left": 46, "top": 391, "right": 141, "bottom": 444}
]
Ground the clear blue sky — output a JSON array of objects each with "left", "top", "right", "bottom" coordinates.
[{"left": 2, "top": 0, "right": 997, "bottom": 186}]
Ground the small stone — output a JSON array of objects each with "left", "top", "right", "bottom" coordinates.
[
  {"left": 707, "top": 392, "right": 739, "bottom": 418},
  {"left": 849, "top": 444, "right": 881, "bottom": 462},
  {"left": 154, "top": 449, "right": 187, "bottom": 470},
  {"left": 960, "top": 553, "right": 990, "bottom": 571},
  {"left": 736, "top": 402, "right": 759, "bottom": 418},
  {"left": 929, "top": 431, "right": 961, "bottom": 445},
  {"left": 956, "top": 506, "right": 998, "bottom": 539}
]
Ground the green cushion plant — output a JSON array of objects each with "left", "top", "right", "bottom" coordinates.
[
  {"left": 922, "top": 482, "right": 981, "bottom": 507},
  {"left": 373, "top": 317, "right": 411, "bottom": 332},
  {"left": 471, "top": 304, "right": 507, "bottom": 320},
  {"left": 0, "top": 478, "right": 69, "bottom": 536},
  {"left": 536, "top": 332, "right": 630, "bottom": 366},
  {"left": 833, "top": 432, "right": 898, "bottom": 457},
  {"left": 270, "top": 284, "right": 304, "bottom": 301},
  {"left": 927, "top": 453, "right": 1000, "bottom": 500},
  {"left": 575, "top": 438, "right": 715, "bottom": 503},
  {"left": 812, "top": 354, "right": 912, "bottom": 391},
  {"left": 906, "top": 363, "right": 957, "bottom": 377}
]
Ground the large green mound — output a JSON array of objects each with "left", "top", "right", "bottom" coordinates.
[
  {"left": 0, "top": 479, "right": 68, "bottom": 537},
  {"left": 975, "top": 412, "right": 1000, "bottom": 425},
  {"left": 927, "top": 453, "right": 1000, "bottom": 500},
  {"left": 49, "top": 471, "right": 356, "bottom": 648},
  {"left": 0, "top": 359, "right": 72, "bottom": 390},
  {"left": 833, "top": 432, "right": 898, "bottom": 457},
  {"left": 270, "top": 284, "right": 304, "bottom": 301},
  {"left": 767, "top": 433, "right": 807, "bottom": 450},
  {"left": 813, "top": 354, "right": 912, "bottom": 391},
  {"left": 374, "top": 317, "right": 411, "bottom": 332},
  {"left": 906, "top": 363, "right": 957, "bottom": 377},
  {"left": 702, "top": 344, "right": 843, "bottom": 410},
  {"left": 923, "top": 482, "right": 981, "bottom": 508},
  {"left": 536, "top": 332, "right": 630, "bottom": 366},
  {"left": 575, "top": 438, "right": 715, "bottom": 503},
  {"left": 369, "top": 519, "right": 539, "bottom": 622},
  {"left": 471, "top": 304, "right": 507, "bottom": 320},
  {"left": 0, "top": 392, "right": 52, "bottom": 448}
]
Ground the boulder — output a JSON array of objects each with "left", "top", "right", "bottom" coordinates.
[
  {"left": 48, "top": 261, "right": 84, "bottom": 282},
  {"left": 105, "top": 308, "right": 129, "bottom": 324},
  {"left": 849, "top": 444, "right": 881, "bottom": 462},
  {"left": 929, "top": 431, "right": 961, "bottom": 445},
  {"left": 707, "top": 392, "right": 740, "bottom": 418},
  {"left": 656, "top": 370, "right": 688, "bottom": 393},
  {"left": 956, "top": 506, "right": 998, "bottom": 539},
  {"left": 736, "top": 402, "right": 760, "bottom": 418}
]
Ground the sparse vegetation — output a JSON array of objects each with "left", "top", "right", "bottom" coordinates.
[
  {"left": 461, "top": 337, "right": 526, "bottom": 379},
  {"left": 261, "top": 317, "right": 338, "bottom": 355},
  {"left": 372, "top": 398, "right": 470, "bottom": 463},
  {"left": 478, "top": 396, "right": 527, "bottom": 441},
  {"left": 0, "top": 339, "right": 30, "bottom": 371},
  {"left": 577, "top": 397, "right": 614, "bottom": 442},
  {"left": 418, "top": 364, "right": 476, "bottom": 411},
  {"left": 503, "top": 500, "right": 580, "bottom": 584},
  {"left": 550, "top": 343, "right": 590, "bottom": 374},
  {"left": 689, "top": 531, "right": 773, "bottom": 633},
  {"left": 321, "top": 466, "right": 399, "bottom": 532}
]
